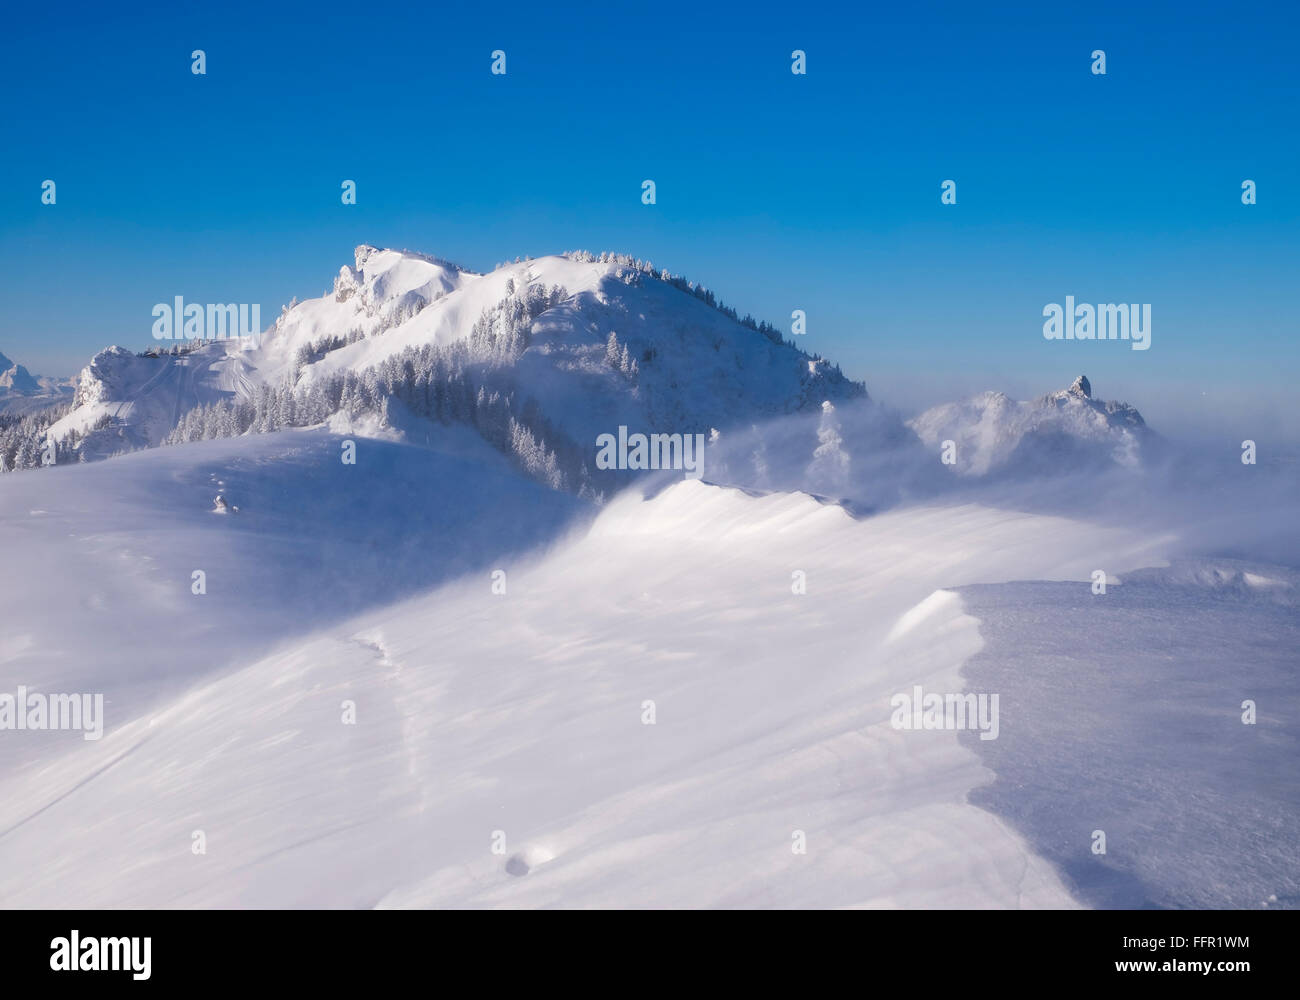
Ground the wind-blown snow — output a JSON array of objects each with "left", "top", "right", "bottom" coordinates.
[
  {"left": 0, "top": 426, "right": 586, "bottom": 777},
  {"left": 961, "top": 562, "right": 1300, "bottom": 909},
  {"left": 0, "top": 462, "right": 1177, "bottom": 907},
  {"left": 909, "top": 376, "right": 1151, "bottom": 476}
]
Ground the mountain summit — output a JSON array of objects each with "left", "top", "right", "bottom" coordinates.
[
  {"left": 39, "top": 247, "right": 866, "bottom": 486},
  {"left": 908, "top": 376, "right": 1152, "bottom": 476},
  {"left": 0, "top": 351, "right": 42, "bottom": 393},
  {"left": 0, "top": 350, "right": 75, "bottom": 416}
]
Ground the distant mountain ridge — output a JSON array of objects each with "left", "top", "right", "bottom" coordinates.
[
  {"left": 0, "top": 350, "right": 75, "bottom": 415},
  {"left": 5, "top": 248, "right": 1156, "bottom": 488}
]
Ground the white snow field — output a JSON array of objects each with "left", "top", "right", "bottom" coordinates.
[
  {"left": 0, "top": 426, "right": 586, "bottom": 778},
  {"left": 0, "top": 438, "right": 1188, "bottom": 908},
  {"left": 960, "top": 562, "right": 1300, "bottom": 910}
]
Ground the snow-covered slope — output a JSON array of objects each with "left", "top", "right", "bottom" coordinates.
[
  {"left": 270, "top": 247, "right": 860, "bottom": 430},
  {"left": 908, "top": 375, "right": 1153, "bottom": 477},
  {"left": 1, "top": 392, "right": 1295, "bottom": 907},
  {"left": 253, "top": 245, "right": 477, "bottom": 381},
  {"left": 0, "top": 426, "right": 587, "bottom": 778},
  {"left": 0, "top": 461, "right": 1179, "bottom": 907},
  {"left": 961, "top": 560, "right": 1299, "bottom": 910},
  {"left": 45, "top": 345, "right": 255, "bottom": 457}
]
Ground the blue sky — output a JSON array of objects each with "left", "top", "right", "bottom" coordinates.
[{"left": 2, "top": 0, "right": 1296, "bottom": 436}]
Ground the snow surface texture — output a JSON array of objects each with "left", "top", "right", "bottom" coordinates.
[
  {"left": 1, "top": 429, "right": 1294, "bottom": 908},
  {"left": 1, "top": 463, "right": 1175, "bottom": 907},
  {"left": 961, "top": 562, "right": 1300, "bottom": 910},
  {"left": 0, "top": 428, "right": 586, "bottom": 778}
]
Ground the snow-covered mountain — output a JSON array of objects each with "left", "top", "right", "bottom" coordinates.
[
  {"left": 0, "top": 350, "right": 39, "bottom": 394},
  {"left": 16, "top": 249, "right": 1169, "bottom": 494},
  {"left": 38, "top": 247, "right": 864, "bottom": 485},
  {"left": 908, "top": 375, "right": 1153, "bottom": 477},
  {"left": 0, "top": 349, "right": 75, "bottom": 415}
]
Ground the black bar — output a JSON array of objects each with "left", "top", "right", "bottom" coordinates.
[{"left": 0, "top": 908, "right": 1286, "bottom": 987}]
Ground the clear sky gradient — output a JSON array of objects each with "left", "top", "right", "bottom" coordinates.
[{"left": 2, "top": 0, "right": 1296, "bottom": 439}]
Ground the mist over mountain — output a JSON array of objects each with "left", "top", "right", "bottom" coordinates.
[{"left": 908, "top": 373, "right": 1155, "bottom": 478}]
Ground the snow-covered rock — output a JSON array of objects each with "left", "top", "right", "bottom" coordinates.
[
  {"left": 262, "top": 246, "right": 864, "bottom": 433},
  {"left": 0, "top": 351, "right": 40, "bottom": 394},
  {"left": 47, "top": 344, "right": 256, "bottom": 458},
  {"left": 908, "top": 375, "right": 1153, "bottom": 477}
]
